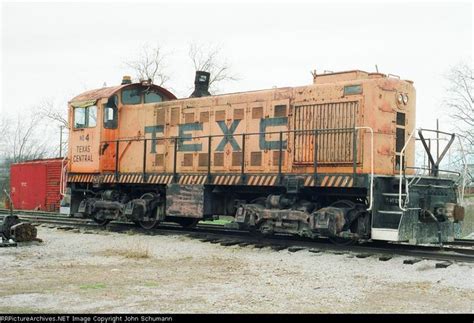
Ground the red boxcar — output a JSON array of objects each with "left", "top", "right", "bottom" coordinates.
[{"left": 10, "top": 158, "right": 63, "bottom": 212}]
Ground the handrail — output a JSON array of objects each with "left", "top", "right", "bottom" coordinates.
[
  {"left": 108, "top": 126, "right": 359, "bottom": 183},
  {"left": 455, "top": 134, "right": 469, "bottom": 204},
  {"left": 101, "top": 126, "right": 369, "bottom": 194},
  {"left": 399, "top": 127, "right": 416, "bottom": 211},
  {"left": 59, "top": 156, "right": 68, "bottom": 197},
  {"left": 404, "top": 166, "right": 461, "bottom": 177},
  {"left": 355, "top": 126, "right": 374, "bottom": 211},
  {"left": 399, "top": 128, "right": 459, "bottom": 211},
  {"left": 100, "top": 127, "right": 355, "bottom": 143}
]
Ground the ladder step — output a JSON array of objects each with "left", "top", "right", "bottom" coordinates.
[
  {"left": 378, "top": 210, "right": 403, "bottom": 215},
  {"left": 381, "top": 193, "right": 406, "bottom": 196}
]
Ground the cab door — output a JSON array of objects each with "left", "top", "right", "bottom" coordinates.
[
  {"left": 69, "top": 102, "right": 101, "bottom": 173},
  {"left": 100, "top": 95, "right": 119, "bottom": 172}
]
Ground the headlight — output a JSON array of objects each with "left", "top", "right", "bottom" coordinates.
[
  {"left": 397, "top": 93, "right": 403, "bottom": 104},
  {"left": 402, "top": 94, "right": 409, "bottom": 105}
]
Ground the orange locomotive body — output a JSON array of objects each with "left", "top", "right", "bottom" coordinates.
[
  {"left": 65, "top": 70, "right": 460, "bottom": 244},
  {"left": 68, "top": 70, "right": 415, "bottom": 179}
]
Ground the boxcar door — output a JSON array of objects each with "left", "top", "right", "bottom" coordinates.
[{"left": 100, "top": 95, "right": 119, "bottom": 172}]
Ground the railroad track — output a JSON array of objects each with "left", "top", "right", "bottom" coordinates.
[
  {"left": 445, "top": 239, "right": 474, "bottom": 247},
  {"left": 2, "top": 208, "right": 474, "bottom": 264}
]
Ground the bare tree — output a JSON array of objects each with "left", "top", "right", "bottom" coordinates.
[
  {"left": 125, "top": 43, "right": 170, "bottom": 86},
  {"left": 0, "top": 112, "right": 54, "bottom": 193},
  {"left": 443, "top": 61, "right": 474, "bottom": 194},
  {"left": 0, "top": 118, "right": 8, "bottom": 196},
  {"left": 5, "top": 114, "right": 50, "bottom": 163},
  {"left": 37, "top": 98, "right": 69, "bottom": 128},
  {"left": 188, "top": 43, "right": 237, "bottom": 93},
  {"left": 444, "top": 61, "right": 474, "bottom": 147},
  {"left": 37, "top": 99, "right": 69, "bottom": 156},
  {"left": 0, "top": 117, "right": 8, "bottom": 150}
]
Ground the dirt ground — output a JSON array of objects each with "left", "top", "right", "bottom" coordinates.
[{"left": 0, "top": 226, "right": 472, "bottom": 313}]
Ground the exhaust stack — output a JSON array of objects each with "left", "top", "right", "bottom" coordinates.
[
  {"left": 121, "top": 75, "right": 132, "bottom": 85},
  {"left": 190, "top": 71, "right": 211, "bottom": 98}
]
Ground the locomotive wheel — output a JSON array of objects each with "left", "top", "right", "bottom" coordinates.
[
  {"left": 328, "top": 236, "right": 356, "bottom": 246},
  {"left": 93, "top": 217, "right": 110, "bottom": 226},
  {"left": 328, "top": 200, "right": 357, "bottom": 246},
  {"left": 257, "top": 220, "right": 274, "bottom": 236},
  {"left": 330, "top": 200, "right": 356, "bottom": 209},
  {"left": 137, "top": 193, "right": 159, "bottom": 230},
  {"left": 248, "top": 226, "right": 265, "bottom": 241},
  {"left": 138, "top": 218, "right": 158, "bottom": 230},
  {"left": 175, "top": 217, "right": 199, "bottom": 229}
]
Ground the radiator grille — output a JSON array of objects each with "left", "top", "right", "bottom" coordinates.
[{"left": 293, "top": 101, "right": 359, "bottom": 164}]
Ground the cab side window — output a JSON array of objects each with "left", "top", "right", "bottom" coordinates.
[
  {"left": 88, "top": 105, "right": 97, "bottom": 127},
  {"left": 74, "top": 105, "right": 97, "bottom": 129},
  {"left": 122, "top": 88, "right": 142, "bottom": 105},
  {"left": 74, "top": 108, "right": 86, "bottom": 128},
  {"left": 144, "top": 91, "right": 163, "bottom": 103},
  {"left": 104, "top": 95, "right": 118, "bottom": 129}
]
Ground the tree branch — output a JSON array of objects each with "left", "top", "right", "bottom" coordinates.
[{"left": 188, "top": 42, "right": 238, "bottom": 93}]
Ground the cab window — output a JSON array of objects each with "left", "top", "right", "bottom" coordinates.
[
  {"left": 74, "top": 108, "right": 86, "bottom": 128},
  {"left": 122, "top": 88, "right": 142, "bottom": 105},
  {"left": 104, "top": 95, "right": 118, "bottom": 129},
  {"left": 74, "top": 105, "right": 97, "bottom": 129},
  {"left": 88, "top": 105, "right": 97, "bottom": 127},
  {"left": 144, "top": 91, "right": 163, "bottom": 103}
]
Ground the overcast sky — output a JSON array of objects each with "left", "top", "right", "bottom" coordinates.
[{"left": 1, "top": 1, "right": 472, "bottom": 132}]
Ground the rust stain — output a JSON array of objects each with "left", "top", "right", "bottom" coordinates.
[
  {"left": 70, "top": 84, "right": 177, "bottom": 102},
  {"left": 377, "top": 146, "right": 392, "bottom": 156},
  {"left": 378, "top": 101, "right": 393, "bottom": 112}
]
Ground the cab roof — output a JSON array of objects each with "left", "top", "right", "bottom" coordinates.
[{"left": 69, "top": 83, "right": 177, "bottom": 104}]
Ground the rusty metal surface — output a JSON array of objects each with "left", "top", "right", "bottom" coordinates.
[
  {"left": 165, "top": 184, "right": 204, "bottom": 218},
  {"left": 453, "top": 205, "right": 465, "bottom": 222},
  {"left": 70, "top": 84, "right": 177, "bottom": 102},
  {"left": 311, "top": 207, "right": 346, "bottom": 236},
  {"left": 67, "top": 69, "right": 416, "bottom": 179},
  {"left": 70, "top": 85, "right": 125, "bottom": 102},
  {"left": 293, "top": 101, "right": 359, "bottom": 164},
  {"left": 10, "top": 222, "right": 38, "bottom": 242},
  {"left": 313, "top": 70, "right": 374, "bottom": 84}
]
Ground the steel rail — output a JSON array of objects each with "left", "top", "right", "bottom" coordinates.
[{"left": 3, "top": 209, "right": 473, "bottom": 264}]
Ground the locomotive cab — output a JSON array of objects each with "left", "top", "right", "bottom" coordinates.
[{"left": 68, "top": 77, "right": 177, "bottom": 176}]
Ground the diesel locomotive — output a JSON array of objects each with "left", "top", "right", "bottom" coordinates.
[{"left": 62, "top": 69, "right": 465, "bottom": 244}]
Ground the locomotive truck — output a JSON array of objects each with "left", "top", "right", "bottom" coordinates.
[{"left": 63, "top": 69, "right": 465, "bottom": 244}]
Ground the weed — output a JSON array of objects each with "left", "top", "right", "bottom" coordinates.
[
  {"left": 79, "top": 283, "right": 106, "bottom": 290},
  {"left": 102, "top": 243, "right": 151, "bottom": 259}
]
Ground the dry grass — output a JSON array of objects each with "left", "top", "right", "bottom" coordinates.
[
  {"left": 102, "top": 243, "right": 151, "bottom": 259},
  {"left": 460, "top": 195, "right": 474, "bottom": 238}
]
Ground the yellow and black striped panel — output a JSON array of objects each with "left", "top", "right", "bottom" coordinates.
[
  {"left": 118, "top": 173, "right": 143, "bottom": 183},
  {"left": 68, "top": 173, "right": 354, "bottom": 188},
  {"left": 179, "top": 175, "right": 207, "bottom": 185},
  {"left": 304, "top": 175, "right": 353, "bottom": 187},
  {"left": 103, "top": 174, "right": 115, "bottom": 183},
  {"left": 70, "top": 173, "right": 174, "bottom": 185},
  {"left": 212, "top": 175, "right": 241, "bottom": 185},
  {"left": 247, "top": 175, "right": 278, "bottom": 186},
  {"left": 68, "top": 174, "right": 94, "bottom": 183},
  {"left": 147, "top": 174, "right": 173, "bottom": 185}
]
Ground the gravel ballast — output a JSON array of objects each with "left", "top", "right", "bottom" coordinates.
[{"left": 0, "top": 227, "right": 472, "bottom": 313}]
